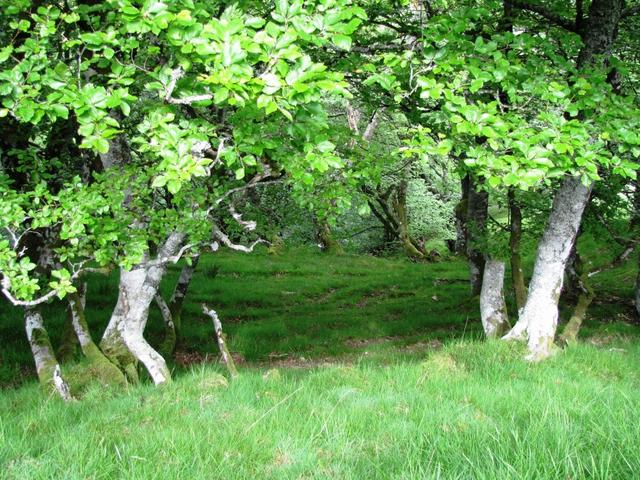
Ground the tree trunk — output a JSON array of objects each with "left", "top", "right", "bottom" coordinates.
[
  {"left": 156, "top": 294, "right": 176, "bottom": 357},
  {"left": 169, "top": 255, "right": 200, "bottom": 334},
  {"left": 202, "top": 304, "right": 239, "bottom": 379},
  {"left": 159, "top": 254, "right": 203, "bottom": 355},
  {"left": 505, "top": 176, "right": 592, "bottom": 359},
  {"left": 67, "top": 286, "right": 127, "bottom": 387},
  {"left": 466, "top": 177, "right": 488, "bottom": 295},
  {"left": 454, "top": 175, "right": 470, "bottom": 255},
  {"left": 100, "top": 232, "right": 185, "bottom": 385},
  {"left": 558, "top": 255, "right": 595, "bottom": 345},
  {"left": 393, "top": 178, "right": 425, "bottom": 259},
  {"left": 318, "top": 219, "right": 344, "bottom": 254},
  {"left": 503, "top": 0, "right": 622, "bottom": 359},
  {"left": 634, "top": 176, "right": 640, "bottom": 319},
  {"left": 636, "top": 266, "right": 640, "bottom": 319},
  {"left": 508, "top": 189, "right": 527, "bottom": 312},
  {"left": 57, "top": 312, "right": 79, "bottom": 362},
  {"left": 480, "top": 260, "right": 510, "bottom": 338},
  {"left": 25, "top": 307, "right": 73, "bottom": 400}
]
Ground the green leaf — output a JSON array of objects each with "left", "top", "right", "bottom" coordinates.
[
  {"left": 95, "top": 138, "right": 110, "bottom": 154},
  {"left": 51, "top": 104, "right": 69, "bottom": 119},
  {"left": 167, "top": 179, "right": 182, "bottom": 194},
  {"left": 214, "top": 88, "right": 229, "bottom": 104},
  {"left": 151, "top": 175, "right": 167, "bottom": 188},
  {"left": 332, "top": 35, "right": 352, "bottom": 51}
]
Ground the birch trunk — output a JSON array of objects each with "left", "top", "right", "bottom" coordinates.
[
  {"left": 480, "top": 260, "right": 509, "bottom": 338},
  {"left": 100, "top": 232, "right": 185, "bottom": 385},
  {"left": 514, "top": 176, "right": 592, "bottom": 360},
  {"left": 25, "top": 308, "right": 73, "bottom": 400}
]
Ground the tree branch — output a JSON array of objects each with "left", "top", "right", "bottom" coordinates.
[
  {"left": 164, "top": 68, "right": 214, "bottom": 105},
  {"left": 145, "top": 242, "right": 196, "bottom": 267},
  {"left": 509, "top": 0, "right": 580, "bottom": 33},
  {"left": 211, "top": 224, "right": 268, "bottom": 253},
  {"left": 1, "top": 263, "right": 87, "bottom": 307}
]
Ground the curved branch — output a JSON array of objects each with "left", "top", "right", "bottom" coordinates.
[
  {"left": 509, "top": 0, "right": 580, "bottom": 33},
  {"left": 211, "top": 224, "right": 268, "bottom": 253}
]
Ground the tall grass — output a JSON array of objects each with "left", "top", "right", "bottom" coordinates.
[
  {"left": 0, "top": 245, "right": 638, "bottom": 478},
  {"left": 1, "top": 340, "right": 639, "bottom": 479}
]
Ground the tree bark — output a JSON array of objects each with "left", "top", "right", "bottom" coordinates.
[
  {"left": 480, "top": 260, "right": 510, "bottom": 338},
  {"left": 454, "top": 175, "right": 470, "bottom": 256},
  {"left": 466, "top": 177, "right": 488, "bottom": 295},
  {"left": 156, "top": 294, "right": 176, "bottom": 357},
  {"left": 100, "top": 232, "right": 185, "bottom": 385},
  {"left": 636, "top": 266, "right": 640, "bottom": 319},
  {"left": 202, "top": 304, "right": 239, "bottom": 379},
  {"left": 508, "top": 189, "right": 527, "bottom": 312},
  {"left": 504, "top": 176, "right": 592, "bottom": 359},
  {"left": 634, "top": 176, "right": 640, "bottom": 319},
  {"left": 504, "top": 0, "right": 623, "bottom": 359},
  {"left": 316, "top": 218, "right": 344, "bottom": 254},
  {"left": 558, "top": 252, "right": 594, "bottom": 345},
  {"left": 25, "top": 307, "right": 73, "bottom": 400},
  {"left": 57, "top": 312, "right": 79, "bottom": 363},
  {"left": 67, "top": 286, "right": 127, "bottom": 387},
  {"left": 393, "top": 178, "right": 425, "bottom": 259}
]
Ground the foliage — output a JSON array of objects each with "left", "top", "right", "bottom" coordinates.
[{"left": 0, "top": 0, "right": 366, "bottom": 302}]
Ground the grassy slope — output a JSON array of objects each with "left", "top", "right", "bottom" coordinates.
[{"left": 1, "top": 246, "right": 639, "bottom": 478}]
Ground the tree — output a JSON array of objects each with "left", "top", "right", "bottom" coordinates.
[
  {"left": 376, "top": 0, "right": 639, "bottom": 357},
  {"left": 1, "top": 0, "right": 364, "bottom": 388}
]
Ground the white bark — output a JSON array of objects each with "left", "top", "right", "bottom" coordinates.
[
  {"left": 68, "top": 284, "right": 93, "bottom": 350},
  {"left": 504, "top": 176, "right": 592, "bottom": 360},
  {"left": 202, "top": 304, "right": 239, "bottom": 378},
  {"left": 101, "top": 232, "right": 185, "bottom": 385},
  {"left": 480, "top": 260, "right": 509, "bottom": 338},
  {"left": 25, "top": 308, "right": 73, "bottom": 401},
  {"left": 53, "top": 365, "right": 74, "bottom": 402},
  {"left": 155, "top": 294, "right": 174, "bottom": 332}
]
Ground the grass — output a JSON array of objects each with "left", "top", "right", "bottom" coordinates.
[
  {"left": 1, "top": 340, "right": 640, "bottom": 479},
  {"left": 1, "top": 247, "right": 483, "bottom": 386},
  {"left": 0, "top": 244, "right": 639, "bottom": 478}
]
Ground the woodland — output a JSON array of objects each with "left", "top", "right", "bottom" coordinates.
[{"left": 1, "top": 0, "right": 640, "bottom": 478}]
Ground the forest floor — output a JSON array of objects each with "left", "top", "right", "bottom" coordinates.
[{"left": 1, "top": 246, "right": 639, "bottom": 478}]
